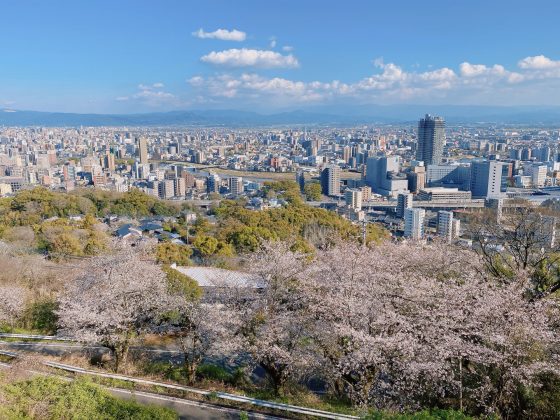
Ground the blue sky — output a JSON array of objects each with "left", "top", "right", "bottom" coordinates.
[{"left": 1, "top": 0, "right": 560, "bottom": 113}]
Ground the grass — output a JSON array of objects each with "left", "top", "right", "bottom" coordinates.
[{"left": 0, "top": 375, "right": 177, "bottom": 420}]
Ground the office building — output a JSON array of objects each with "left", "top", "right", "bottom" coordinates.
[
  {"left": 321, "top": 165, "right": 341, "bottom": 196},
  {"left": 404, "top": 208, "right": 425, "bottom": 240},
  {"left": 470, "top": 161, "right": 510, "bottom": 199},
  {"left": 345, "top": 188, "right": 363, "bottom": 210},
  {"left": 416, "top": 187, "right": 472, "bottom": 202},
  {"left": 426, "top": 164, "right": 471, "bottom": 190},
  {"left": 417, "top": 114, "right": 445, "bottom": 165},
  {"left": 365, "top": 155, "right": 408, "bottom": 197},
  {"left": 396, "top": 193, "right": 413, "bottom": 218}
]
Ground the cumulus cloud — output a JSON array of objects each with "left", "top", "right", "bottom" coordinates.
[
  {"left": 187, "top": 54, "right": 560, "bottom": 106},
  {"left": 518, "top": 55, "right": 560, "bottom": 70},
  {"left": 192, "top": 28, "right": 246, "bottom": 41},
  {"left": 200, "top": 48, "right": 299, "bottom": 68}
]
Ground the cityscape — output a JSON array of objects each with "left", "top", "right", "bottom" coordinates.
[{"left": 0, "top": 1, "right": 559, "bottom": 420}]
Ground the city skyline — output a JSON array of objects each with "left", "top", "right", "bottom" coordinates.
[{"left": 2, "top": 0, "right": 560, "bottom": 114}]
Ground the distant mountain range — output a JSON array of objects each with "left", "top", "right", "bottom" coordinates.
[{"left": 2, "top": 105, "right": 560, "bottom": 126}]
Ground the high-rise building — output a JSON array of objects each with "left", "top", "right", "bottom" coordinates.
[
  {"left": 471, "top": 161, "right": 510, "bottom": 198},
  {"left": 207, "top": 173, "right": 221, "bottom": 193},
  {"left": 417, "top": 114, "right": 445, "bottom": 165},
  {"left": 437, "top": 211, "right": 457, "bottom": 242},
  {"left": 345, "top": 188, "right": 363, "bottom": 210},
  {"left": 321, "top": 165, "right": 341, "bottom": 196},
  {"left": 138, "top": 137, "right": 149, "bottom": 164},
  {"left": 296, "top": 169, "right": 305, "bottom": 192},
  {"left": 158, "top": 179, "right": 174, "bottom": 199},
  {"left": 396, "top": 193, "right": 413, "bottom": 218},
  {"left": 404, "top": 208, "right": 425, "bottom": 240},
  {"left": 174, "top": 177, "right": 186, "bottom": 197},
  {"left": 228, "top": 177, "right": 244, "bottom": 196},
  {"left": 365, "top": 155, "right": 408, "bottom": 197}
]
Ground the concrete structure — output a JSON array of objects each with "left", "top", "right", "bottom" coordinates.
[
  {"left": 138, "top": 137, "right": 149, "bottom": 165},
  {"left": 365, "top": 155, "right": 408, "bottom": 197},
  {"left": 426, "top": 164, "right": 471, "bottom": 190},
  {"left": 404, "top": 208, "right": 425, "bottom": 240},
  {"left": 228, "top": 176, "right": 244, "bottom": 196},
  {"left": 207, "top": 173, "right": 221, "bottom": 193},
  {"left": 417, "top": 114, "right": 445, "bottom": 165},
  {"left": 396, "top": 192, "right": 413, "bottom": 218},
  {"left": 417, "top": 187, "right": 472, "bottom": 202},
  {"left": 321, "top": 165, "right": 341, "bottom": 196},
  {"left": 437, "top": 210, "right": 458, "bottom": 242},
  {"left": 470, "top": 161, "right": 510, "bottom": 198},
  {"left": 345, "top": 188, "right": 363, "bottom": 210}
]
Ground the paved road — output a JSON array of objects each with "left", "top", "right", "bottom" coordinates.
[
  {"left": 108, "top": 388, "right": 284, "bottom": 420},
  {"left": 0, "top": 361, "right": 282, "bottom": 420}
]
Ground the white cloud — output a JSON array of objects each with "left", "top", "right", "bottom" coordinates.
[
  {"left": 518, "top": 55, "right": 560, "bottom": 70},
  {"left": 188, "top": 54, "right": 560, "bottom": 106},
  {"left": 269, "top": 37, "right": 277, "bottom": 48},
  {"left": 282, "top": 45, "right": 294, "bottom": 52},
  {"left": 192, "top": 28, "right": 246, "bottom": 42},
  {"left": 200, "top": 48, "right": 299, "bottom": 68},
  {"left": 116, "top": 83, "right": 177, "bottom": 106}
]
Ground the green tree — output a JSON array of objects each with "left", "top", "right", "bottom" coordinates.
[
  {"left": 303, "top": 182, "right": 322, "bottom": 201},
  {"left": 156, "top": 243, "right": 193, "bottom": 266}
]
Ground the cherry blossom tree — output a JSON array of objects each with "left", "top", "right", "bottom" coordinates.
[
  {"left": 0, "top": 285, "right": 27, "bottom": 329},
  {"left": 238, "top": 241, "right": 317, "bottom": 393},
  {"left": 302, "top": 241, "right": 559, "bottom": 414},
  {"left": 57, "top": 244, "right": 177, "bottom": 372}
]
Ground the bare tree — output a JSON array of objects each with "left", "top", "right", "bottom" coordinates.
[{"left": 57, "top": 244, "right": 177, "bottom": 372}]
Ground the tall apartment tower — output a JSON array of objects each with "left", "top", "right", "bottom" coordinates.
[
  {"left": 138, "top": 137, "right": 149, "bottom": 164},
  {"left": 437, "top": 211, "right": 455, "bottom": 242},
  {"left": 396, "top": 193, "right": 413, "bottom": 218},
  {"left": 404, "top": 208, "right": 425, "bottom": 240},
  {"left": 228, "top": 177, "right": 244, "bottom": 196},
  {"left": 417, "top": 114, "right": 445, "bottom": 165},
  {"left": 321, "top": 165, "right": 341, "bottom": 196}
]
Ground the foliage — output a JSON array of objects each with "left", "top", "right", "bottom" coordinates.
[
  {"left": 22, "top": 298, "right": 59, "bottom": 334},
  {"left": 162, "top": 265, "right": 202, "bottom": 301},
  {"left": 0, "top": 376, "right": 177, "bottom": 420},
  {"left": 156, "top": 243, "right": 193, "bottom": 266},
  {"left": 212, "top": 199, "right": 388, "bottom": 252},
  {"left": 303, "top": 182, "right": 322, "bottom": 201}
]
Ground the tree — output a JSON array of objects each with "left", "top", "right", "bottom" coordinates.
[
  {"left": 156, "top": 243, "right": 193, "bottom": 266},
  {"left": 239, "top": 241, "right": 316, "bottom": 393},
  {"left": 57, "top": 244, "right": 177, "bottom": 372},
  {"left": 467, "top": 203, "right": 560, "bottom": 298},
  {"left": 0, "top": 285, "right": 27, "bottom": 329},
  {"left": 303, "top": 182, "right": 322, "bottom": 201},
  {"left": 302, "top": 241, "right": 559, "bottom": 414}
]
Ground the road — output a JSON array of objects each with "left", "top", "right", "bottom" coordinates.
[
  {"left": 108, "top": 388, "right": 284, "bottom": 420},
  {"left": 0, "top": 359, "right": 283, "bottom": 420}
]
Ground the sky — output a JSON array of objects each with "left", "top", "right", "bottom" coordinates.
[{"left": 1, "top": 0, "right": 560, "bottom": 114}]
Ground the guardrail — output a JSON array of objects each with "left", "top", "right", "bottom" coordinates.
[
  {"left": 0, "top": 349, "right": 359, "bottom": 420},
  {"left": 0, "top": 333, "right": 73, "bottom": 341}
]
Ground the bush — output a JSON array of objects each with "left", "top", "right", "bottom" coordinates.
[
  {"left": 196, "top": 363, "right": 232, "bottom": 382},
  {"left": 22, "top": 298, "right": 58, "bottom": 334}
]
